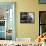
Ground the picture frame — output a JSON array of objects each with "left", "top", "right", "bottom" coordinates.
[
  {"left": 39, "top": 0, "right": 46, "bottom": 4},
  {"left": 20, "top": 12, "right": 35, "bottom": 23}
]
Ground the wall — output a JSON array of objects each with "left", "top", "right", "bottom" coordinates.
[
  {"left": 16, "top": 0, "right": 39, "bottom": 39},
  {"left": 0, "top": 0, "right": 46, "bottom": 40}
]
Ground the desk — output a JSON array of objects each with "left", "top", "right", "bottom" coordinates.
[{"left": 0, "top": 40, "right": 43, "bottom": 46}]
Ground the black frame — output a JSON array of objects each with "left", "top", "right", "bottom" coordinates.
[
  {"left": 39, "top": 13, "right": 40, "bottom": 36},
  {"left": 39, "top": 0, "right": 46, "bottom": 4},
  {"left": 20, "top": 12, "right": 35, "bottom": 23},
  {"left": 39, "top": 11, "right": 46, "bottom": 35}
]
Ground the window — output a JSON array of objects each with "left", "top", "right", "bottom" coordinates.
[
  {"left": 0, "top": 2, "right": 16, "bottom": 40},
  {"left": 39, "top": 11, "right": 46, "bottom": 35}
]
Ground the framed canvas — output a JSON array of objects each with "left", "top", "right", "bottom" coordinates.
[
  {"left": 20, "top": 12, "right": 35, "bottom": 23},
  {"left": 0, "top": 2, "right": 16, "bottom": 40},
  {"left": 39, "top": 0, "right": 46, "bottom": 4}
]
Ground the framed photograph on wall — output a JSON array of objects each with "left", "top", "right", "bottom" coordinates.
[
  {"left": 39, "top": 0, "right": 46, "bottom": 4},
  {"left": 20, "top": 12, "right": 35, "bottom": 23}
]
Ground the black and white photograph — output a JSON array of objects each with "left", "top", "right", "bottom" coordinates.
[{"left": 20, "top": 12, "right": 35, "bottom": 23}]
